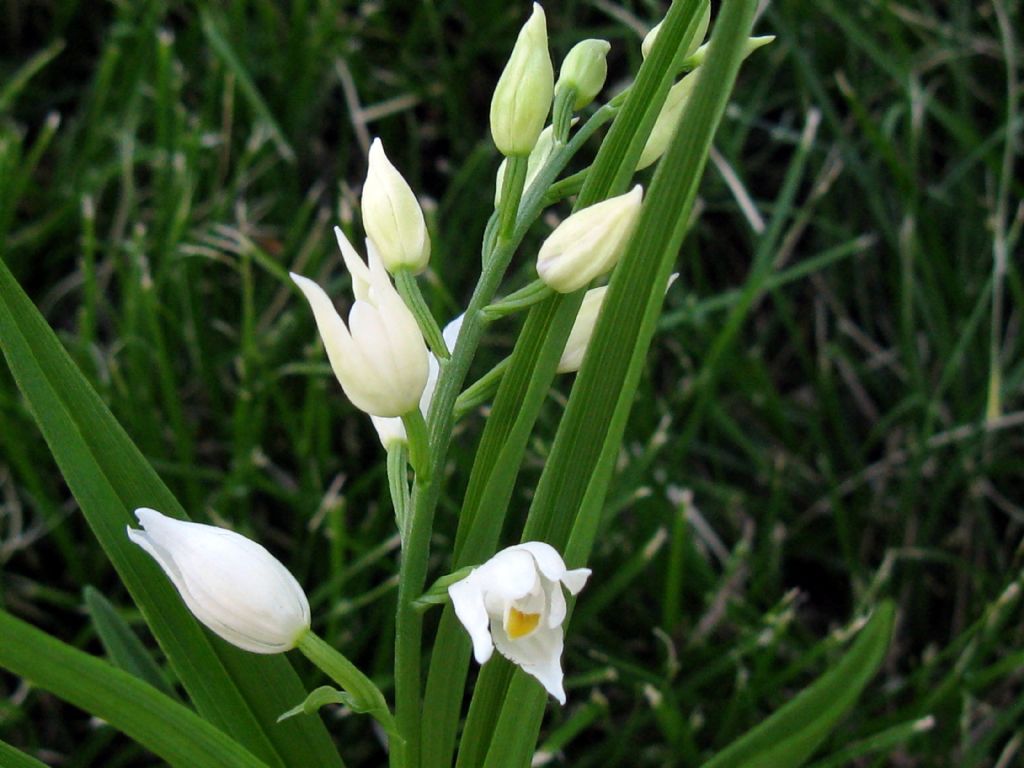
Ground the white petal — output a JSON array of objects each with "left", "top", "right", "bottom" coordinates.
[
  {"left": 442, "top": 313, "right": 466, "bottom": 351},
  {"left": 474, "top": 549, "right": 541, "bottom": 603},
  {"left": 449, "top": 574, "right": 494, "bottom": 664},
  {"left": 334, "top": 227, "right": 372, "bottom": 303},
  {"left": 370, "top": 415, "right": 406, "bottom": 447},
  {"left": 513, "top": 541, "right": 568, "bottom": 583},
  {"left": 560, "top": 568, "right": 591, "bottom": 595},
  {"left": 491, "top": 619, "right": 567, "bottom": 704}
]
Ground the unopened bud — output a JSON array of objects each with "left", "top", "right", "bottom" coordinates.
[
  {"left": 494, "top": 123, "right": 558, "bottom": 207},
  {"left": 128, "top": 508, "right": 310, "bottom": 654},
  {"left": 362, "top": 138, "right": 430, "bottom": 274},
  {"left": 537, "top": 185, "right": 643, "bottom": 293},
  {"left": 636, "top": 72, "right": 698, "bottom": 170},
  {"left": 490, "top": 4, "right": 554, "bottom": 156},
  {"left": 555, "top": 39, "right": 611, "bottom": 111},
  {"left": 642, "top": 1, "right": 710, "bottom": 61},
  {"left": 686, "top": 35, "right": 775, "bottom": 69}
]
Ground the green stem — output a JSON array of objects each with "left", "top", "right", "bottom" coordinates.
[
  {"left": 395, "top": 269, "right": 450, "bottom": 359},
  {"left": 296, "top": 631, "right": 399, "bottom": 742},
  {"left": 401, "top": 409, "right": 430, "bottom": 483},
  {"left": 394, "top": 105, "right": 619, "bottom": 768},
  {"left": 543, "top": 167, "right": 589, "bottom": 204},
  {"left": 455, "top": 357, "right": 509, "bottom": 419},
  {"left": 392, "top": 154, "right": 530, "bottom": 768},
  {"left": 481, "top": 279, "right": 553, "bottom": 320},
  {"left": 386, "top": 442, "right": 411, "bottom": 541},
  {"left": 552, "top": 86, "right": 576, "bottom": 143},
  {"left": 496, "top": 155, "right": 529, "bottom": 252}
]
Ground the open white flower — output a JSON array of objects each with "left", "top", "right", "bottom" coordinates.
[
  {"left": 291, "top": 228, "right": 429, "bottom": 418},
  {"left": 448, "top": 542, "right": 590, "bottom": 704},
  {"left": 127, "top": 508, "right": 310, "bottom": 654}
]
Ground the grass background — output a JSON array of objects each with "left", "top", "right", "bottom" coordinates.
[{"left": 1, "top": 0, "right": 1021, "bottom": 765}]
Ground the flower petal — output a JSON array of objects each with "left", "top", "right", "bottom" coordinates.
[
  {"left": 449, "top": 574, "right": 494, "bottom": 663},
  {"left": 490, "top": 619, "right": 567, "bottom": 704}
]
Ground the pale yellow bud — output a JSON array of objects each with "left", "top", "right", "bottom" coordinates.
[
  {"left": 558, "top": 286, "right": 607, "bottom": 373},
  {"left": 362, "top": 138, "right": 430, "bottom": 274},
  {"left": 636, "top": 72, "right": 698, "bottom": 171},
  {"left": 490, "top": 4, "right": 554, "bottom": 156},
  {"left": 642, "top": 1, "right": 710, "bottom": 61},
  {"left": 555, "top": 39, "right": 611, "bottom": 111},
  {"left": 536, "top": 185, "right": 643, "bottom": 293}
]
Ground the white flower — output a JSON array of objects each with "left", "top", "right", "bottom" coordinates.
[
  {"left": 362, "top": 138, "right": 430, "bottom": 274},
  {"left": 536, "top": 185, "right": 644, "bottom": 294},
  {"left": 127, "top": 508, "right": 310, "bottom": 654},
  {"left": 490, "top": 3, "right": 554, "bottom": 156},
  {"left": 291, "top": 228, "right": 429, "bottom": 418},
  {"left": 448, "top": 542, "right": 591, "bottom": 704},
  {"left": 371, "top": 313, "right": 465, "bottom": 447}
]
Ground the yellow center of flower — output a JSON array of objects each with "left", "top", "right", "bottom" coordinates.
[{"left": 507, "top": 607, "right": 541, "bottom": 639}]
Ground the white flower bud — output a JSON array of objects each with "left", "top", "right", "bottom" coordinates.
[
  {"left": 362, "top": 138, "right": 430, "bottom": 274},
  {"left": 291, "top": 228, "right": 429, "bottom": 417},
  {"left": 557, "top": 285, "right": 607, "bottom": 373},
  {"left": 558, "top": 274, "right": 678, "bottom": 373},
  {"left": 641, "top": 1, "right": 710, "bottom": 61},
  {"left": 687, "top": 34, "right": 775, "bottom": 69},
  {"left": 636, "top": 72, "right": 698, "bottom": 170},
  {"left": 536, "top": 185, "right": 643, "bottom": 294},
  {"left": 490, "top": 3, "right": 554, "bottom": 157},
  {"left": 555, "top": 39, "right": 611, "bottom": 111},
  {"left": 448, "top": 542, "right": 590, "bottom": 704},
  {"left": 127, "top": 508, "right": 310, "bottom": 654}
]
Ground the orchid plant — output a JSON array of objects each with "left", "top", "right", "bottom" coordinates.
[{"left": 0, "top": 2, "right": 895, "bottom": 767}]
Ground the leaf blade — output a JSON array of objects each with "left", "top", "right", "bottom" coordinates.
[
  {"left": 0, "top": 259, "right": 343, "bottom": 768},
  {"left": 0, "top": 610, "right": 270, "bottom": 768}
]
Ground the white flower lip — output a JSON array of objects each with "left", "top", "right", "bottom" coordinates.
[
  {"left": 127, "top": 508, "right": 310, "bottom": 654},
  {"left": 536, "top": 185, "right": 644, "bottom": 294},
  {"left": 291, "top": 227, "right": 429, "bottom": 418},
  {"left": 448, "top": 542, "right": 591, "bottom": 704}
]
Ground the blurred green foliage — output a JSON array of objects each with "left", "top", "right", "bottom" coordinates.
[{"left": 0, "top": 0, "right": 1021, "bottom": 765}]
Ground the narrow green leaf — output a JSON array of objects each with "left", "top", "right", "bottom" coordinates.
[
  {"left": 0, "top": 259, "right": 343, "bottom": 768},
  {"left": 0, "top": 740, "right": 49, "bottom": 768},
  {"left": 84, "top": 586, "right": 179, "bottom": 700},
  {"left": 0, "top": 610, "right": 270, "bottom": 768},
  {"left": 699, "top": 602, "right": 895, "bottom": 768}
]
